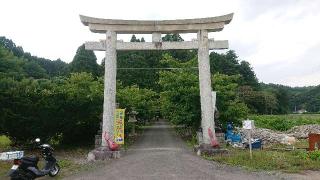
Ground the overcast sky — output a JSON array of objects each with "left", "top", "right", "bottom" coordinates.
[{"left": 1, "top": 0, "right": 319, "bottom": 87}]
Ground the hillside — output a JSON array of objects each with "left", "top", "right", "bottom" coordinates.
[
  {"left": 261, "top": 83, "right": 319, "bottom": 113},
  {"left": 0, "top": 36, "right": 68, "bottom": 77}
]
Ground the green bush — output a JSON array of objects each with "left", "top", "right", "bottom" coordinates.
[
  {"left": 308, "top": 151, "right": 320, "bottom": 161},
  {"left": 0, "top": 73, "right": 103, "bottom": 145},
  {"left": 0, "top": 135, "right": 11, "bottom": 149},
  {"left": 296, "top": 150, "right": 320, "bottom": 161},
  {"left": 0, "top": 73, "right": 159, "bottom": 146}
]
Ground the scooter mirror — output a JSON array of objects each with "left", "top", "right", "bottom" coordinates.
[{"left": 35, "top": 138, "right": 40, "bottom": 143}]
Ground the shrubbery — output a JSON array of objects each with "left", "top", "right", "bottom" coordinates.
[
  {"left": 0, "top": 72, "right": 159, "bottom": 146},
  {"left": 0, "top": 135, "right": 11, "bottom": 149},
  {"left": 0, "top": 73, "right": 103, "bottom": 145}
]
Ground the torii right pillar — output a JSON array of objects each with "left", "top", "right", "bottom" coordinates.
[{"left": 198, "top": 29, "right": 215, "bottom": 144}]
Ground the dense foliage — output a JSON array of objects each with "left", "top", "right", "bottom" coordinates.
[
  {"left": 159, "top": 54, "right": 250, "bottom": 130},
  {"left": 69, "top": 44, "right": 101, "bottom": 77},
  {"left": 0, "top": 73, "right": 103, "bottom": 144}
]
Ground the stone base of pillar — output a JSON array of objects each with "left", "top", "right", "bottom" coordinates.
[
  {"left": 215, "top": 133, "right": 226, "bottom": 145},
  {"left": 87, "top": 147, "right": 120, "bottom": 161},
  {"left": 94, "top": 135, "right": 102, "bottom": 148},
  {"left": 194, "top": 144, "right": 228, "bottom": 156}
]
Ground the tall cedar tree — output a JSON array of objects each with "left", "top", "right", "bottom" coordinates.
[{"left": 70, "top": 44, "right": 100, "bottom": 77}]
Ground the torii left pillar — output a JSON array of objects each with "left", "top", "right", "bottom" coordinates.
[
  {"left": 102, "top": 30, "right": 117, "bottom": 147},
  {"left": 88, "top": 31, "right": 120, "bottom": 161}
]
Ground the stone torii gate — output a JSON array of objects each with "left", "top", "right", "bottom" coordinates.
[{"left": 80, "top": 13, "right": 233, "bottom": 147}]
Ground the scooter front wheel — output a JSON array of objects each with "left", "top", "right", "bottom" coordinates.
[{"left": 48, "top": 163, "right": 60, "bottom": 177}]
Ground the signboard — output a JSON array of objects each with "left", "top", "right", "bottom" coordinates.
[
  {"left": 243, "top": 120, "right": 255, "bottom": 130},
  {"left": 242, "top": 119, "right": 255, "bottom": 159},
  {"left": 114, "top": 109, "right": 125, "bottom": 144},
  {"left": 0, "top": 151, "right": 24, "bottom": 161}
]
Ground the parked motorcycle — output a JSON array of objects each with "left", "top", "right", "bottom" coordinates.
[{"left": 8, "top": 138, "right": 60, "bottom": 180}]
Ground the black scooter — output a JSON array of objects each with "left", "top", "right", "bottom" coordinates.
[{"left": 8, "top": 138, "right": 60, "bottom": 180}]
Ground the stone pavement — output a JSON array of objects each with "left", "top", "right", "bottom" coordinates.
[{"left": 65, "top": 120, "right": 314, "bottom": 180}]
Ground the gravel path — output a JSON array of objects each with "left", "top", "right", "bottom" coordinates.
[{"left": 66, "top": 120, "right": 317, "bottom": 180}]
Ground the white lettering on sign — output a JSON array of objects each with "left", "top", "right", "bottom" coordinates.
[{"left": 0, "top": 151, "right": 24, "bottom": 161}]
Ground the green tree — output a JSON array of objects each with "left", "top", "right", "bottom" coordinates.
[
  {"left": 69, "top": 44, "right": 100, "bottom": 77},
  {"left": 55, "top": 73, "right": 103, "bottom": 144},
  {"left": 210, "top": 50, "right": 259, "bottom": 89},
  {"left": 263, "top": 91, "right": 278, "bottom": 114},
  {"left": 23, "top": 61, "right": 47, "bottom": 79},
  {"left": 130, "top": 35, "right": 140, "bottom": 42},
  {"left": 0, "top": 45, "right": 47, "bottom": 79},
  {"left": 212, "top": 73, "right": 249, "bottom": 126},
  {"left": 275, "top": 88, "right": 290, "bottom": 114},
  {"left": 159, "top": 55, "right": 249, "bottom": 130},
  {"left": 0, "top": 45, "right": 25, "bottom": 79},
  {"left": 162, "top": 34, "right": 183, "bottom": 42},
  {"left": 0, "top": 36, "right": 24, "bottom": 57},
  {"left": 159, "top": 70, "right": 200, "bottom": 129},
  {"left": 239, "top": 61, "right": 259, "bottom": 88},
  {"left": 117, "top": 83, "right": 158, "bottom": 122},
  {"left": 117, "top": 50, "right": 162, "bottom": 90},
  {"left": 238, "top": 86, "right": 278, "bottom": 114},
  {"left": 162, "top": 34, "right": 196, "bottom": 61}
]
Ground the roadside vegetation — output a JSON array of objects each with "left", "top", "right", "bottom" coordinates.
[
  {"left": 250, "top": 114, "right": 320, "bottom": 131},
  {"left": 206, "top": 149, "right": 320, "bottom": 172},
  {"left": 205, "top": 140, "right": 320, "bottom": 172}
]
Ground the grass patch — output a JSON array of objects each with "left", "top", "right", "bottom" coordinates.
[
  {"left": 249, "top": 114, "right": 320, "bottom": 131},
  {"left": 206, "top": 147, "right": 320, "bottom": 173},
  {"left": 0, "top": 161, "right": 12, "bottom": 178}
]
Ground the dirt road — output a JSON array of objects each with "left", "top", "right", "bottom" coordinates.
[{"left": 66, "top": 121, "right": 316, "bottom": 180}]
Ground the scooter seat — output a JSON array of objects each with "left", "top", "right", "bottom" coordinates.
[
  {"left": 22, "top": 156, "right": 39, "bottom": 163},
  {"left": 20, "top": 156, "right": 39, "bottom": 169}
]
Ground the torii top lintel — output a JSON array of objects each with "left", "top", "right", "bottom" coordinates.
[{"left": 79, "top": 13, "right": 233, "bottom": 34}]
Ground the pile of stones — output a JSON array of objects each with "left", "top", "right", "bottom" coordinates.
[
  {"left": 287, "top": 124, "right": 320, "bottom": 139},
  {"left": 237, "top": 124, "right": 320, "bottom": 145},
  {"left": 237, "top": 128, "right": 292, "bottom": 145}
]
